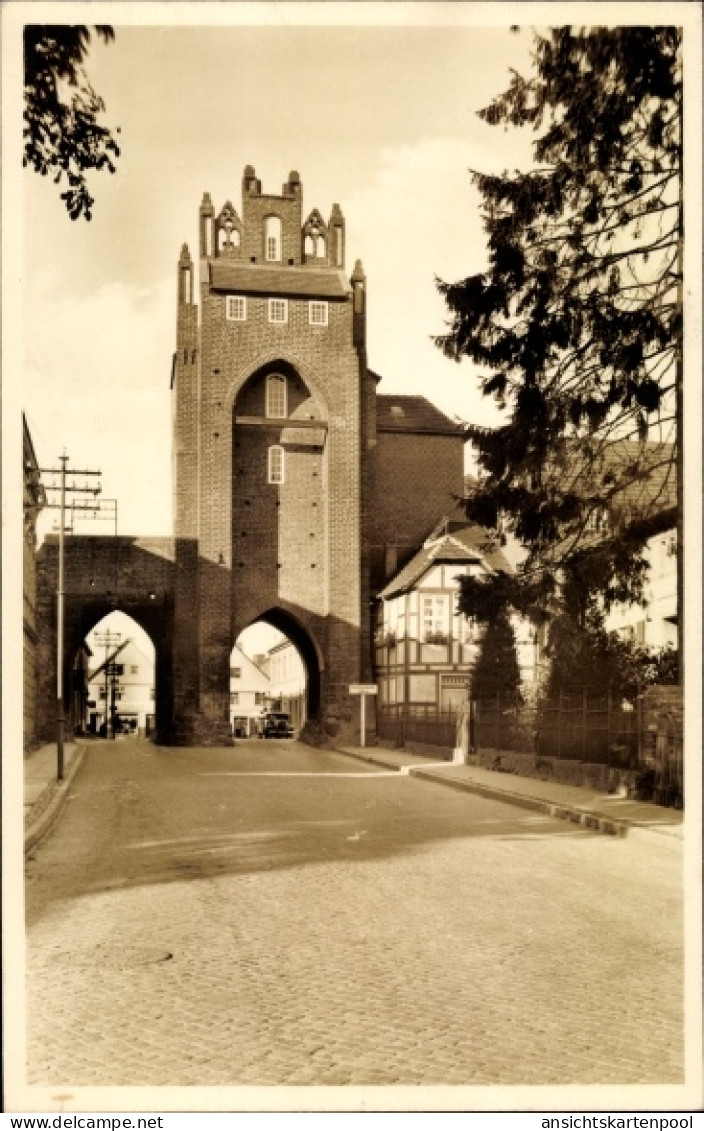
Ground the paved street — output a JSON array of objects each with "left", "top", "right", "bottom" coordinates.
[{"left": 25, "top": 738, "right": 683, "bottom": 1087}]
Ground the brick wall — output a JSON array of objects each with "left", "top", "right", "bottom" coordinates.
[
  {"left": 371, "top": 432, "right": 465, "bottom": 588},
  {"left": 35, "top": 536, "right": 177, "bottom": 745},
  {"left": 233, "top": 370, "right": 326, "bottom": 627},
  {"left": 241, "top": 172, "right": 303, "bottom": 265}
]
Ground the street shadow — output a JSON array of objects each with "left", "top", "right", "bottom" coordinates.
[{"left": 25, "top": 741, "right": 600, "bottom": 925}]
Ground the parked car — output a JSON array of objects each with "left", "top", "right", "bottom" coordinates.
[{"left": 262, "top": 712, "right": 294, "bottom": 739}]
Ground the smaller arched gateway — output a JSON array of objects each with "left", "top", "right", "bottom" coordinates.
[{"left": 35, "top": 535, "right": 178, "bottom": 745}]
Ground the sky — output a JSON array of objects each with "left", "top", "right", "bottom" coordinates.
[{"left": 18, "top": 9, "right": 539, "bottom": 542}]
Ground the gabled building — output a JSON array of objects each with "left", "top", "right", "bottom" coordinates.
[
  {"left": 87, "top": 639, "right": 155, "bottom": 735},
  {"left": 229, "top": 645, "right": 270, "bottom": 735},
  {"left": 373, "top": 520, "right": 533, "bottom": 720},
  {"left": 462, "top": 439, "right": 677, "bottom": 664}
]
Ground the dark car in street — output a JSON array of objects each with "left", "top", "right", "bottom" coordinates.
[{"left": 262, "top": 712, "right": 294, "bottom": 739}]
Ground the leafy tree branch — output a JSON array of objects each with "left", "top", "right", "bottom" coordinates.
[{"left": 23, "top": 24, "right": 120, "bottom": 220}]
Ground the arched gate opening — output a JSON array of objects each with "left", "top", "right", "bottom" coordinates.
[{"left": 231, "top": 608, "right": 322, "bottom": 738}]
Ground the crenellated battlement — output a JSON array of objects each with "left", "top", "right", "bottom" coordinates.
[{"left": 196, "top": 165, "right": 346, "bottom": 269}]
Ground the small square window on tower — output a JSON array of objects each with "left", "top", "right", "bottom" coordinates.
[
  {"left": 268, "top": 298, "right": 288, "bottom": 324},
  {"left": 309, "top": 301, "right": 328, "bottom": 326},
  {"left": 226, "top": 295, "right": 247, "bottom": 321}
]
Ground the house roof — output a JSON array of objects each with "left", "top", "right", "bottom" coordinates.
[
  {"left": 553, "top": 438, "right": 677, "bottom": 552},
  {"left": 210, "top": 261, "right": 351, "bottom": 300},
  {"left": 376, "top": 395, "right": 464, "bottom": 436},
  {"left": 379, "top": 523, "right": 514, "bottom": 599},
  {"left": 23, "top": 414, "right": 47, "bottom": 507},
  {"left": 88, "top": 638, "right": 154, "bottom": 682},
  {"left": 230, "top": 645, "right": 271, "bottom": 689},
  {"left": 596, "top": 439, "right": 676, "bottom": 518}
]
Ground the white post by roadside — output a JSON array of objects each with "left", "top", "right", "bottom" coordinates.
[{"left": 349, "top": 683, "right": 378, "bottom": 749}]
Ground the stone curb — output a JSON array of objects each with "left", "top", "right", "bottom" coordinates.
[
  {"left": 338, "top": 747, "right": 403, "bottom": 773},
  {"left": 24, "top": 744, "right": 89, "bottom": 855},
  {"left": 408, "top": 768, "right": 628, "bottom": 838},
  {"left": 336, "top": 745, "right": 629, "bottom": 838}
]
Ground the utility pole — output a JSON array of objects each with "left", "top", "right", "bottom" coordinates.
[
  {"left": 37, "top": 455, "right": 102, "bottom": 781},
  {"left": 94, "top": 632, "right": 122, "bottom": 739}
]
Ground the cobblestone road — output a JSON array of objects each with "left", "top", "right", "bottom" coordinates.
[{"left": 25, "top": 739, "right": 683, "bottom": 1088}]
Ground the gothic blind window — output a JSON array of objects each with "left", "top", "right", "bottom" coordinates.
[
  {"left": 218, "top": 227, "right": 240, "bottom": 252},
  {"left": 268, "top": 298, "right": 288, "bottom": 324},
  {"left": 309, "top": 301, "right": 328, "bottom": 326},
  {"left": 266, "top": 374, "right": 287, "bottom": 418},
  {"left": 268, "top": 445, "right": 285, "bottom": 485},
  {"left": 226, "top": 296, "right": 247, "bottom": 321},
  {"left": 421, "top": 596, "right": 447, "bottom": 641},
  {"left": 265, "top": 216, "right": 282, "bottom": 262}
]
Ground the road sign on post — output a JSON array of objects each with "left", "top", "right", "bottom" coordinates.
[{"left": 349, "top": 684, "right": 378, "bottom": 749}]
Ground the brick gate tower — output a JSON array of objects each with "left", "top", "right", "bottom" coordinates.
[
  {"left": 31, "top": 166, "right": 464, "bottom": 748},
  {"left": 171, "top": 167, "right": 376, "bottom": 743}
]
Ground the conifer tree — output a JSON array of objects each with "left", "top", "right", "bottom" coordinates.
[
  {"left": 472, "top": 611, "right": 523, "bottom": 702},
  {"left": 436, "top": 27, "right": 682, "bottom": 634}
]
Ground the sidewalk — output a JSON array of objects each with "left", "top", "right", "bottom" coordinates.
[
  {"left": 335, "top": 743, "right": 685, "bottom": 840},
  {"left": 24, "top": 741, "right": 87, "bottom": 854}
]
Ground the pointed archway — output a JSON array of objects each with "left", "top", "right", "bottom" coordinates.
[{"left": 247, "top": 608, "right": 322, "bottom": 722}]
